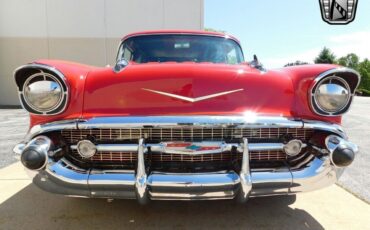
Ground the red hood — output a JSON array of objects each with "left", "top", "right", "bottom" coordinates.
[
  {"left": 28, "top": 60, "right": 340, "bottom": 127},
  {"left": 83, "top": 63, "right": 295, "bottom": 117}
]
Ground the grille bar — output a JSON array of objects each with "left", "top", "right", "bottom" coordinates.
[
  {"left": 62, "top": 127, "right": 313, "bottom": 144},
  {"left": 70, "top": 149, "right": 288, "bottom": 164}
]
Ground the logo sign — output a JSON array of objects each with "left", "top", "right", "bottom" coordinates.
[
  {"left": 319, "top": 0, "right": 359, "bottom": 25},
  {"left": 164, "top": 142, "right": 223, "bottom": 155}
]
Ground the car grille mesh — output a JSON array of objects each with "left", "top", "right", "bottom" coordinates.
[
  {"left": 61, "top": 127, "right": 313, "bottom": 143},
  {"left": 69, "top": 149, "right": 288, "bottom": 164},
  {"left": 61, "top": 127, "right": 314, "bottom": 169}
]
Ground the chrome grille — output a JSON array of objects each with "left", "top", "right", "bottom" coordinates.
[
  {"left": 69, "top": 149, "right": 288, "bottom": 164},
  {"left": 70, "top": 150, "right": 137, "bottom": 163},
  {"left": 62, "top": 127, "right": 313, "bottom": 169},
  {"left": 61, "top": 127, "right": 313, "bottom": 144}
]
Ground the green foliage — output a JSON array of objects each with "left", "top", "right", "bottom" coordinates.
[
  {"left": 314, "top": 47, "right": 336, "bottom": 64},
  {"left": 357, "top": 59, "right": 370, "bottom": 91},
  {"left": 336, "top": 55, "right": 370, "bottom": 96},
  {"left": 337, "top": 53, "right": 359, "bottom": 69},
  {"left": 284, "top": 60, "right": 309, "bottom": 67},
  {"left": 357, "top": 88, "right": 370, "bottom": 96}
]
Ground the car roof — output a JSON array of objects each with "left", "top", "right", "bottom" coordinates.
[{"left": 121, "top": 30, "right": 240, "bottom": 43}]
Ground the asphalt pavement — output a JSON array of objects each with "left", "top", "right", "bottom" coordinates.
[
  {"left": 0, "top": 109, "right": 28, "bottom": 168},
  {"left": 339, "top": 96, "right": 370, "bottom": 202}
]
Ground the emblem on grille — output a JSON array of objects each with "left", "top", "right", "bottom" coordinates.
[
  {"left": 319, "top": 0, "right": 358, "bottom": 24},
  {"left": 163, "top": 142, "right": 225, "bottom": 155},
  {"left": 142, "top": 88, "right": 243, "bottom": 102}
]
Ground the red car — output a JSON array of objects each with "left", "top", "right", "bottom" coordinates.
[{"left": 13, "top": 30, "right": 359, "bottom": 203}]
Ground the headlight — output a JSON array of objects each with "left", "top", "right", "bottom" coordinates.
[
  {"left": 15, "top": 64, "right": 69, "bottom": 115},
  {"left": 314, "top": 76, "right": 350, "bottom": 113},
  {"left": 23, "top": 73, "right": 63, "bottom": 112},
  {"left": 310, "top": 68, "right": 360, "bottom": 116}
]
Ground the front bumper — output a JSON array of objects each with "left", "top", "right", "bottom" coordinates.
[
  {"left": 32, "top": 155, "right": 338, "bottom": 201},
  {"left": 15, "top": 116, "right": 355, "bottom": 202}
]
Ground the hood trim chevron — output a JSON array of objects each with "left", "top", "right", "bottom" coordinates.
[{"left": 142, "top": 88, "right": 244, "bottom": 103}]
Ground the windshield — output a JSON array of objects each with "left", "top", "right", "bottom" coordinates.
[{"left": 117, "top": 35, "right": 244, "bottom": 64}]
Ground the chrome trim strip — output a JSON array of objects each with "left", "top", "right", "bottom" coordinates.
[
  {"left": 302, "top": 119, "right": 346, "bottom": 139},
  {"left": 76, "top": 116, "right": 304, "bottom": 129},
  {"left": 309, "top": 67, "right": 361, "bottom": 117},
  {"left": 25, "top": 119, "right": 78, "bottom": 141},
  {"left": 70, "top": 142, "right": 285, "bottom": 155},
  {"left": 142, "top": 88, "right": 244, "bottom": 103},
  {"left": 147, "top": 171, "right": 240, "bottom": 188},
  {"left": 149, "top": 191, "right": 235, "bottom": 200},
  {"left": 98, "top": 144, "right": 142, "bottom": 152},
  {"left": 23, "top": 116, "right": 348, "bottom": 141},
  {"left": 121, "top": 32, "right": 240, "bottom": 43}
]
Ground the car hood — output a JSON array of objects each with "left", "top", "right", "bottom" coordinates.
[{"left": 83, "top": 63, "right": 295, "bottom": 117}]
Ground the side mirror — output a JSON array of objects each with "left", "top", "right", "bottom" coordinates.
[
  {"left": 249, "top": 54, "right": 266, "bottom": 71},
  {"left": 113, "top": 59, "right": 129, "bottom": 73}
]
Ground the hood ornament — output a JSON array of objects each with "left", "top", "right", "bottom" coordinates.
[{"left": 142, "top": 88, "right": 243, "bottom": 102}]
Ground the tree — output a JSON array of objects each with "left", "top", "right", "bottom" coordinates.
[
  {"left": 284, "top": 60, "right": 309, "bottom": 67},
  {"left": 358, "top": 58, "right": 370, "bottom": 91},
  {"left": 338, "top": 53, "right": 360, "bottom": 69},
  {"left": 314, "top": 47, "right": 336, "bottom": 64}
]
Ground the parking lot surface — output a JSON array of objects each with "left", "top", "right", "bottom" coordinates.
[
  {"left": 339, "top": 96, "right": 370, "bottom": 202},
  {"left": 0, "top": 97, "right": 369, "bottom": 229},
  {"left": 0, "top": 109, "right": 27, "bottom": 168}
]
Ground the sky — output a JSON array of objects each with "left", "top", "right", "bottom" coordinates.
[{"left": 205, "top": 0, "right": 370, "bottom": 68}]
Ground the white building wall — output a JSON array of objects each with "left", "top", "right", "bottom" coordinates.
[{"left": 0, "top": 0, "right": 204, "bottom": 105}]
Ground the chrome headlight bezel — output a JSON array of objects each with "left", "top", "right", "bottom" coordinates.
[
  {"left": 15, "top": 64, "right": 69, "bottom": 115},
  {"left": 309, "top": 68, "right": 360, "bottom": 116},
  {"left": 313, "top": 76, "right": 351, "bottom": 114},
  {"left": 22, "top": 72, "right": 64, "bottom": 113}
]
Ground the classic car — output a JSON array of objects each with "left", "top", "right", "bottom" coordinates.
[{"left": 13, "top": 30, "right": 360, "bottom": 203}]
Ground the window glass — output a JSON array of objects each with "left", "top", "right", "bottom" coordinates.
[{"left": 117, "top": 35, "right": 244, "bottom": 64}]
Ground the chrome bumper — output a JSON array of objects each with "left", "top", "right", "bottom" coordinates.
[
  {"left": 15, "top": 116, "right": 354, "bottom": 202},
  {"left": 30, "top": 139, "right": 340, "bottom": 202},
  {"left": 32, "top": 156, "right": 338, "bottom": 201}
]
